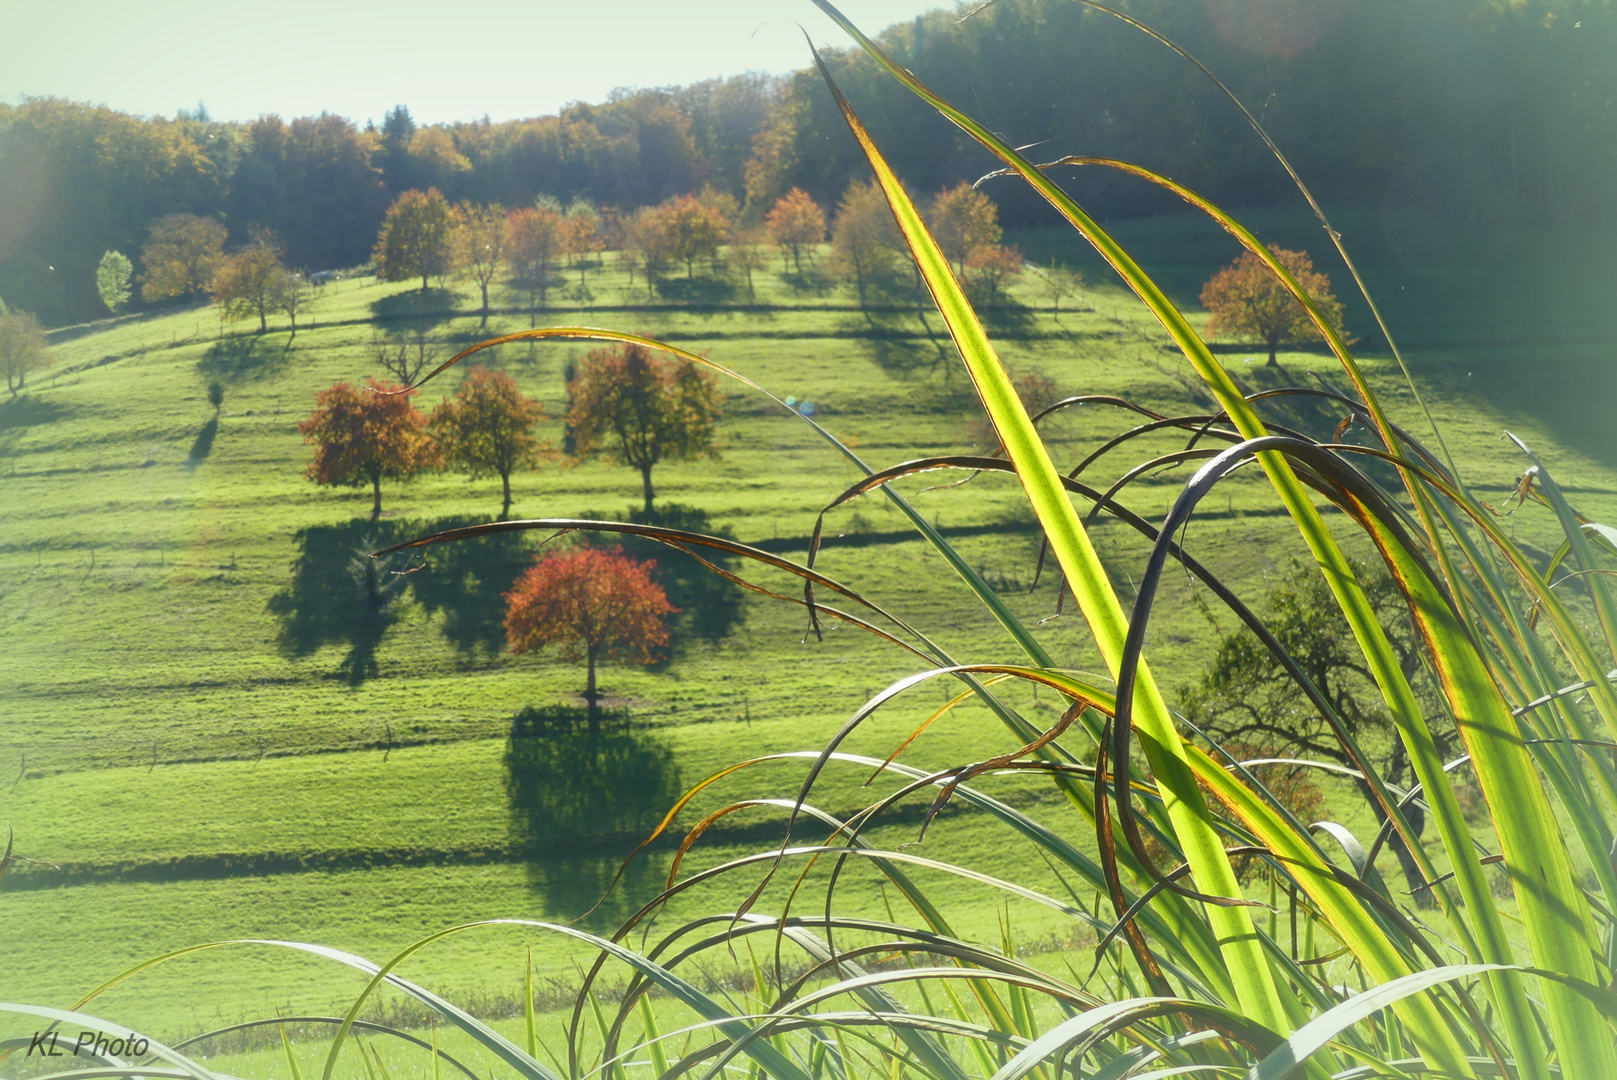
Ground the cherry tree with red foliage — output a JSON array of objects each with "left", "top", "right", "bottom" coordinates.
[
  {"left": 504, "top": 546, "right": 676, "bottom": 715},
  {"left": 298, "top": 378, "right": 439, "bottom": 519},
  {"left": 1199, "top": 247, "right": 1351, "bottom": 367}
]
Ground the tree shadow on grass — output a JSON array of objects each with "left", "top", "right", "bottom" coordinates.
[
  {"left": 505, "top": 705, "right": 680, "bottom": 927},
  {"left": 186, "top": 417, "right": 218, "bottom": 467},
  {"left": 266, "top": 520, "right": 415, "bottom": 685},
  {"left": 267, "top": 515, "right": 540, "bottom": 684},
  {"left": 655, "top": 276, "right": 739, "bottom": 306},
  {"left": 370, "top": 288, "right": 458, "bottom": 330},
  {"left": 0, "top": 395, "right": 69, "bottom": 431},
  {"left": 845, "top": 309, "right": 952, "bottom": 378},
  {"left": 197, "top": 334, "right": 291, "bottom": 384},
  {"left": 404, "top": 515, "right": 538, "bottom": 655}
]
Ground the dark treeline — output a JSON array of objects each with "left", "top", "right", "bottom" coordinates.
[{"left": 2, "top": 0, "right": 1612, "bottom": 326}]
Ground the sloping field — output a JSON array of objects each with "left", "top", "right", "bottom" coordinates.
[{"left": 3, "top": 210, "right": 1613, "bottom": 1063}]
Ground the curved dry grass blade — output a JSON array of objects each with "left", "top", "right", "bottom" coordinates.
[
  {"left": 814, "top": 36, "right": 1296, "bottom": 1027},
  {"left": 0, "top": 1004, "right": 219, "bottom": 1080}
]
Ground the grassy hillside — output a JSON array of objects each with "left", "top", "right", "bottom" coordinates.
[{"left": 3, "top": 206, "right": 1613, "bottom": 1068}]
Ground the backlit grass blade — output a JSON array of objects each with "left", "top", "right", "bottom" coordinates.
[
  {"left": 1159, "top": 437, "right": 1613, "bottom": 1074},
  {"left": 804, "top": 5, "right": 1576, "bottom": 1071},
  {"left": 1246, "top": 965, "right": 1512, "bottom": 1080},
  {"left": 805, "top": 22, "right": 1290, "bottom": 1038},
  {"left": 0, "top": 1004, "right": 220, "bottom": 1080},
  {"left": 313, "top": 920, "right": 814, "bottom": 1080},
  {"left": 280, "top": 1023, "right": 307, "bottom": 1080}
]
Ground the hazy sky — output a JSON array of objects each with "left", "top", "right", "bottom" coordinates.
[{"left": 2, "top": 0, "right": 952, "bottom": 125}]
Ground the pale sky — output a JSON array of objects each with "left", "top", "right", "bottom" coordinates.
[{"left": 2, "top": 0, "right": 953, "bottom": 125}]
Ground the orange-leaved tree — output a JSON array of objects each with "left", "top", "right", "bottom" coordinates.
[
  {"left": 660, "top": 194, "right": 728, "bottom": 279},
  {"left": 764, "top": 188, "right": 825, "bottom": 273},
  {"left": 429, "top": 367, "right": 547, "bottom": 518},
  {"left": 504, "top": 546, "right": 676, "bottom": 716},
  {"left": 299, "top": 378, "right": 438, "bottom": 519},
  {"left": 928, "top": 182, "right": 1001, "bottom": 275},
  {"left": 1199, "top": 247, "right": 1350, "bottom": 366},
  {"left": 566, "top": 343, "right": 721, "bottom": 514},
  {"left": 506, "top": 205, "right": 562, "bottom": 315}
]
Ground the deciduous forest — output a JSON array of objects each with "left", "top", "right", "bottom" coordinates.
[{"left": 4, "top": 0, "right": 1612, "bottom": 325}]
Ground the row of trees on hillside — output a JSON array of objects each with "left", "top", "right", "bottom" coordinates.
[
  {"left": 368, "top": 179, "right": 1033, "bottom": 312},
  {"left": 299, "top": 345, "right": 720, "bottom": 520}
]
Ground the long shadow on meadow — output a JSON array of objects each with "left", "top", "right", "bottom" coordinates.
[
  {"left": 505, "top": 705, "right": 681, "bottom": 927},
  {"left": 268, "top": 507, "right": 745, "bottom": 685},
  {"left": 0, "top": 395, "right": 69, "bottom": 431},
  {"left": 186, "top": 416, "right": 218, "bottom": 466},
  {"left": 196, "top": 334, "right": 292, "bottom": 384},
  {"left": 266, "top": 520, "right": 415, "bottom": 685}
]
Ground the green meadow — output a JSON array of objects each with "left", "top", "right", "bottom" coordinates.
[{"left": 3, "top": 205, "right": 1615, "bottom": 1069}]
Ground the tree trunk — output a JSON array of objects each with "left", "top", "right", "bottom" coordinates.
[
  {"left": 585, "top": 647, "right": 599, "bottom": 725},
  {"left": 371, "top": 475, "right": 382, "bottom": 520},
  {"left": 640, "top": 464, "right": 655, "bottom": 516},
  {"left": 421, "top": 274, "right": 429, "bottom": 292},
  {"left": 1267, "top": 335, "right": 1280, "bottom": 366},
  {"left": 258, "top": 309, "right": 267, "bottom": 333},
  {"left": 1358, "top": 776, "right": 1433, "bottom": 908},
  {"left": 500, "top": 470, "right": 512, "bottom": 520},
  {"left": 480, "top": 281, "right": 490, "bottom": 316}
]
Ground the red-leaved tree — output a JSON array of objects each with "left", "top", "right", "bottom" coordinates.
[
  {"left": 299, "top": 378, "right": 439, "bottom": 519},
  {"left": 1199, "top": 247, "right": 1350, "bottom": 366},
  {"left": 504, "top": 546, "right": 676, "bottom": 715}
]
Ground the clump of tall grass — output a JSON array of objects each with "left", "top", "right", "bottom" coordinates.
[{"left": 13, "top": 4, "right": 1617, "bottom": 1079}]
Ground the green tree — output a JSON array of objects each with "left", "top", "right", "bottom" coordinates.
[
  {"left": 0, "top": 310, "right": 53, "bottom": 397},
  {"left": 373, "top": 189, "right": 456, "bottom": 291},
  {"left": 728, "top": 226, "right": 767, "bottom": 299},
  {"left": 455, "top": 202, "right": 507, "bottom": 318},
  {"left": 567, "top": 343, "right": 721, "bottom": 514},
  {"left": 661, "top": 194, "right": 727, "bottom": 280},
  {"left": 928, "top": 183, "right": 1002, "bottom": 276},
  {"left": 430, "top": 367, "right": 548, "bottom": 517},
  {"left": 211, "top": 236, "right": 291, "bottom": 332},
  {"left": 95, "top": 251, "right": 133, "bottom": 315},
  {"left": 1199, "top": 248, "right": 1350, "bottom": 366},
  {"left": 829, "top": 179, "right": 902, "bottom": 311},
  {"left": 140, "top": 213, "right": 227, "bottom": 302},
  {"left": 1180, "top": 559, "right": 1448, "bottom": 902}
]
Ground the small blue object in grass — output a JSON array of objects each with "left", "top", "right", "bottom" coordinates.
[
  {"left": 784, "top": 396, "right": 797, "bottom": 407},
  {"left": 799, "top": 401, "right": 816, "bottom": 417}
]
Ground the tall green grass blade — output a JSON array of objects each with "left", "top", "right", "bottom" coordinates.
[
  {"left": 312, "top": 921, "right": 812, "bottom": 1080},
  {"left": 804, "top": 17, "right": 1290, "bottom": 1036},
  {"left": 1247, "top": 965, "right": 1511, "bottom": 1080},
  {"left": 805, "top": 6, "right": 1596, "bottom": 1072},
  {"left": 525, "top": 947, "right": 539, "bottom": 1063},
  {"left": 280, "top": 1024, "right": 306, "bottom": 1080}
]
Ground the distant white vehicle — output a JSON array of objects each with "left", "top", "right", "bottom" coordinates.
[{"left": 308, "top": 270, "right": 338, "bottom": 286}]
